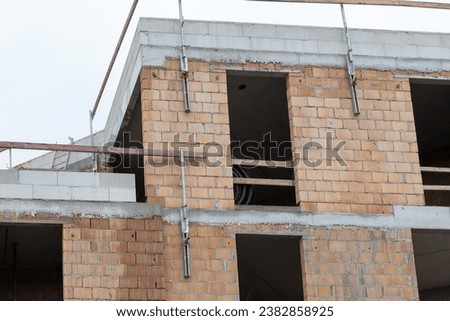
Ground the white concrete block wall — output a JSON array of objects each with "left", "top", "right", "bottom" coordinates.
[
  {"left": 40, "top": 17, "right": 449, "bottom": 174},
  {"left": 19, "top": 170, "right": 58, "bottom": 185},
  {"left": 132, "top": 18, "right": 450, "bottom": 72},
  {"left": 0, "top": 184, "right": 33, "bottom": 199},
  {"left": 0, "top": 170, "right": 136, "bottom": 202}
]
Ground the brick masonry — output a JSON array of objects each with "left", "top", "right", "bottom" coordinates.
[
  {"left": 301, "top": 227, "right": 418, "bottom": 300},
  {"left": 141, "top": 60, "right": 234, "bottom": 210},
  {"left": 63, "top": 216, "right": 165, "bottom": 301},
  {"left": 0, "top": 212, "right": 419, "bottom": 301},
  {"left": 162, "top": 223, "right": 418, "bottom": 301},
  {"left": 287, "top": 67, "right": 427, "bottom": 214},
  {"left": 140, "top": 59, "right": 432, "bottom": 214},
  {"left": 3, "top": 17, "right": 449, "bottom": 302}
]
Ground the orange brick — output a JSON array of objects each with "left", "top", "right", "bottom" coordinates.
[
  {"left": 118, "top": 230, "right": 136, "bottom": 242},
  {"left": 111, "top": 241, "right": 128, "bottom": 253},
  {"left": 81, "top": 229, "right": 99, "bottom": 240},
  {"left": 119, "top": 277, "right": 138, "bottom": 289},
  {"left": 73, "top": 287, "right": 92, "bottom": 300},
  {"left": 112, "top": 288, "right": 130, "bottom": 300},
  {"left": 127, "top": 219, "right": 145, "bottom": 231},
  {"left": 64, "top": 228, "right": 81, "bottom": 240},
  {"left": 101, "top": 276, "right": 120, "bottom": 288},
  {"left": 91, "top": 219, "right": 109, "bottom": 229}
]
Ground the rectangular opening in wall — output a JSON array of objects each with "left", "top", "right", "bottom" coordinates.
[
  {"left": 410, "top": 80, "right": 450, "bottom": 206},
  {"left": 108, "top": 80, "right": 146, "bottom": 202},
  {"left": 0, "top": 223, "right": 62, "bottom": 300},
  {"left": 236, "top": 234, "right": 303, "bottom": 301},
  {"left": 412, "top": 229, "right": 450, "bottom": 301},
  {"left": 227, "top": 72, "right": 296, "bottom": 206}
]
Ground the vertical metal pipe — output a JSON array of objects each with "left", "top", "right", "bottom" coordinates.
[
  {"left": 8, "top": 149, "right": 12, "bottom": 169},
  {"left": 178, "top": 0, "right": 191, "bottom": 113},
  {"left": 89, "top": 111, "right": 98, "bottom": 172},
  {"left": 180, "top": 150, "right": 191, "bottom": 278},
  {"left": 340, "top": 4, "right": 352, "bottom": 61},
  {"left": 340, "top": 4, "right": 360, "bottom": 116},
  {"left": 178, "top": 0, "right": 188, "bottom": 74}
]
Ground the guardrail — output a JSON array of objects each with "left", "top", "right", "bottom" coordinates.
[
  {"left": 421, "top": 166, "right": 450, "bottom": 192},
  {"left": 232, "top": 158, "right": 295, "bottom": 187}
]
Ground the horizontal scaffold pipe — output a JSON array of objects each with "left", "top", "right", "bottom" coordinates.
[
  {"left": 248, "top": 0, "right": 450, "bottom": 10},
  {"left": 0, "top": 141, "right": 206, "bottom": 159}
]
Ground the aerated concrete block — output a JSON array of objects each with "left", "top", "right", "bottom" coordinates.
[
  {"left": 0, "top": 184, "right": 33, "bottom": 199},
  {"left": 0, "top": 170, "right": 19, "bottom": 184},
  {"left": 71, "top": 187, "right": 109, "bottom": 201},
  {"left": 33, "top": 185, "right": 71, "bottom": 201},
  {"left": 58, "top": 171, "right": 96, "bottom": 187},
  {"left": 19, "top": 170, "right": 57, "bottom": 185},
  {"left": 109, "top": 187, "right": 137, "bottom": 202}
]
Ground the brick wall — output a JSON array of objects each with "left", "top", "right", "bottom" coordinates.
[
  {"left": 0, "top": 212, "right": 420, "bottom": 301},
  {"left": 63, "top": 216, "right": 165, "bottom": 300},
  {"left": 140, "top": 60, "right": 234, "bottom": 210},
  {"left": 301, "top": 227, "right": 419, "bottom": 300},
  {"left": 162, "top": 223, "right": 419, "bottom": 301},
  {"left": 163, "top": 223, "right": 239, "bottom": 300},
  {"left": 287, "top": 67, "right": 424, "bottom": 214},
  {"left": 140, "top": 59, "right": 427, "bottom": 214}
]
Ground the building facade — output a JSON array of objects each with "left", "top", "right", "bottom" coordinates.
[{"left": 1, "top": 17, "right": 450, "bottom": 300}]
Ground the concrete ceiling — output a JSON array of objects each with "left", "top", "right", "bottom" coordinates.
[{"left": 413, "top": 229, "right": 450, "bottom": 291}]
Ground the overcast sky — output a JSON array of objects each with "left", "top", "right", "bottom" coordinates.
[{"left": 1, "top": 0, "right": 450, "bottom": 169}]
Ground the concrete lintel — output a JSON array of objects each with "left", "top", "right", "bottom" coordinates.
[
  {"left": 393, "top": 205, "right": 450, "bottom": 229},
  {"left": 162, "top": 205, "right": 450, "bottom": 230},
  {"left": 0, "top": 199, "right": 161, "bottom": 219}
]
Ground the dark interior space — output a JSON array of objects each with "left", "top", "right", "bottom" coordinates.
[
  {"left": 108, "top": 80, "right": 146, "bottom": 202},
  {"left": 236, "top": 234, "right": 303, "bottom": 301},
  {"left": 0, "top": 224, "right": 62, "bottom": 301},
  {"left": 412, "top": 229, "right": 450, "bottom": 301},
  {"left": 410, "top": 80, "right": 450, "bottom": 206},
  {"left": 227, "top": 72, "right": 296, "bottom": 206}
]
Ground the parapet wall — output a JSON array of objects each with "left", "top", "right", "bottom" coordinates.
[{"left": 0, "top": 170, "right": 136, "bottom": 202}]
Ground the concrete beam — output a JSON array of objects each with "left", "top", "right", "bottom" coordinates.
[
  {"left": 0, "top": 199, "right": 161, "bottom": 220},
  {"left": 162, "top": 205, "right": 450, "bottom": 230},
  {"left": 248, "top": 0, "right": 450, "bottom": 10}
]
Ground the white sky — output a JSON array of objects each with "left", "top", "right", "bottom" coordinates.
[{"left": 1, "top": 0, "right": 450, "bottom": 169}]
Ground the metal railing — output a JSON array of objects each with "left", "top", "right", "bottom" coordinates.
[{"left": 421, "top": 166, "right": 450, "bottom": 192}]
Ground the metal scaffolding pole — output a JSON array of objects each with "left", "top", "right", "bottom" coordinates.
[
  {"left": 0, "top": 141, "right": 207, "bottom": 159},
  {"left": 179, "top": 149, "right": 191, "bottom": 278},
  {"left": 178, "top": 0, "right": 191, "bottom": 113},
  {"left": 340, "top": 4, "right": 360, "bottom": 116},
  {"left": 91, "top": 0, "right": 139, "bottom": 118}
]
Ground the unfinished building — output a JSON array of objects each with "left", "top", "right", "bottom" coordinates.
[{"left": 1, "top": 2, "right": 450, "bottom": 301}]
